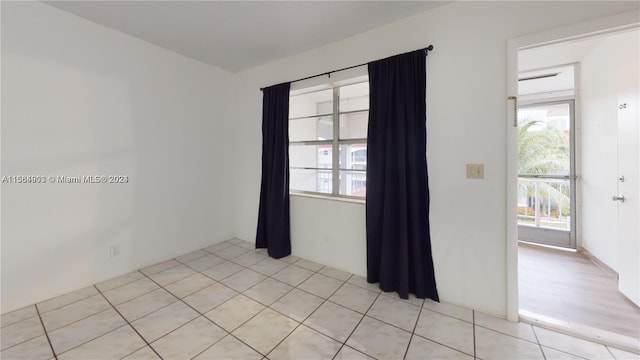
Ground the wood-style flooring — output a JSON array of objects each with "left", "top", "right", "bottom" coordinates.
[{"left": 519, "top": 243, "right": 640, "bottom": 340}]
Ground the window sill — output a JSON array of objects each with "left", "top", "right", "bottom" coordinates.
[{"left": 290, "top": 192, "right": 365, "bottom": 205}]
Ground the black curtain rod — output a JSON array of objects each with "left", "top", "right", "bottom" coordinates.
[{"left": 260, "top": 45, "right": 433, "bottom": 91}]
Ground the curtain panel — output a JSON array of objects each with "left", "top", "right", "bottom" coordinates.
[
  {"left": 256, "top": 83, "right": 292, "bottom": 259},
  {"left": 366, "top": 50, "right": 439, "bottom": 301}
]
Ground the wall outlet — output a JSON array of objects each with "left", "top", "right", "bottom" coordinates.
[
  {"left": 467, "top": 164, "right": 485, "bottom": 179},
  {"left": 109, "top": 245, "right": 120, "bottom": 258}
]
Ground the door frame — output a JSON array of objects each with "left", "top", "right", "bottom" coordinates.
[{"left": 505, "top": 12, "right": 639, "bottom": 321}]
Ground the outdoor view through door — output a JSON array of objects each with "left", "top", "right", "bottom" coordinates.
[{"left": 517, "top": 101, "right": 576, "bottom": 248}]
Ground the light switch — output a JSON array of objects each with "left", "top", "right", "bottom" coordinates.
[{"left": 467, "top": 164, "right": 484, "bottom": 179}]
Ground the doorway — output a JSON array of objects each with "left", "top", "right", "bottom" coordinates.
[{"left": 506, "top": 18, "right": 640, "bottom": 343}]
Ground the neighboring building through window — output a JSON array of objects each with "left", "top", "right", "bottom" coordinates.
[{"left": 289, "top": 76, "right": 368, "bottom": 198}]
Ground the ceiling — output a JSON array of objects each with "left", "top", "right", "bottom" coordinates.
[{"left": 46, "top": 1, "right": 448, "bottom": 73}]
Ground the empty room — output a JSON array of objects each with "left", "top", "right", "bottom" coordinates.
[{"left": 1, "top": 1, "right": 639, "bottom": 359}]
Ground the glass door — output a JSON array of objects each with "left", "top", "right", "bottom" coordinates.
[{"left": 517, "top": 101, "right": 576, "bottom": 248}]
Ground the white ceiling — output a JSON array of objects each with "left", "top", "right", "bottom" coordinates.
[{"left": 46, "top": 1, "right": 448, "bottom": 73}]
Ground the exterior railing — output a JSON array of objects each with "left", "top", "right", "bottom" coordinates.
[{"left": 517, "top": 176, "right": 570, "bottom": 231}]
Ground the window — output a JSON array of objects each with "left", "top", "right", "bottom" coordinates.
[{"left": 289, "top": 77, "right": 368, "bottom": 198}]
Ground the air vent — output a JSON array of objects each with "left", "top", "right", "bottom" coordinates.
[{"left": 519, "top": 73, "right": 560, "bottom": 81}]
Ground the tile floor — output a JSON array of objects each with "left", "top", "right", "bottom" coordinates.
[{"left": 1, "top": 238, "right": 639, "bottom": 360}]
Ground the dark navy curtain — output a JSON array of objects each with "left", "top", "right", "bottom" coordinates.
[
  {"left": 256, "top": 83, "right": 292, "bottom": 259},
  {"left": 366, "top": 50, "right": 439, "bottom": 301}
]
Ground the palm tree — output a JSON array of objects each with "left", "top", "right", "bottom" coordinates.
[
  {"left": 518, "top": 120, "right": 569, "bottom": 175},
  {"left": 518, "top": 120, "right": 570, "bottom": 221}
]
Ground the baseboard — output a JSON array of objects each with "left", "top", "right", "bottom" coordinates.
[{"left": 579, "top": 246, "right": 618, "bottom": 280}]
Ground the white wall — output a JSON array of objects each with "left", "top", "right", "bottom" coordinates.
[
  {"left": 581, "top": 30, "right": 639, "bottom": 273},
  {"left": 233, "top": 2, "right": 639, "bottom": 317},
  {"left": 1, "top": 2, "right": 235, "bottom": 312},
  {"left": 291, "top": 196, "right": 366, "bottom": 277}
]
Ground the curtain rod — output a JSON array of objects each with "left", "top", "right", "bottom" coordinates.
[{"left": 260, "top": 45, "right": 433, "bottom": 91}]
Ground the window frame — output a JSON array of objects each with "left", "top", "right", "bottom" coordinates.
[{"left": 289, "top": 79, "right": 368, "bottom": 199}]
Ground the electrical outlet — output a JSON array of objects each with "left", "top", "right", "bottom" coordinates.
[
  {"left": 109, "top": 245, "right": 120, "bottom": 258},
  {"left": 466, "top": 164, "right": 484, "bottom": 179}
]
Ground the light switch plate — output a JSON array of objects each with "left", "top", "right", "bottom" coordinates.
[{"left": 467, "top": 164, "right": 484, "bottom": 179}]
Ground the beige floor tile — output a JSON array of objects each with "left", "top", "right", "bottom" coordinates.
[
  {"left": 57, "top": 325, "right": 145, "bottom": 360},
  {"left": 474, "top": 311, "right": 537, "bottom": 342},
  {"left": 95, "top": 271, "right": 144, "bottom": 292},
  {"left": 294, "top": 259, "right": 324, "bottom": 272},
  {"left": 1, "top": 306, "right": 37, "bottom": 328},
  {"left": 280, "top": 255, "right": 301, "bottom": 265},
  {"left": 186, "top": 254, "right": 226, "bottom": 272},
  {"left": 475, "top": 326, "right": 544, "bottom": 360},
  {"left": 271, "top": 289, "right": 324, "bottom": 322},
  {"left": 329, "top": 283, "right": 378, "bottom": 314},
  {"left": 423, "top": 299, "right": 473, "bottom": 323},
  {"left": 268, "top": 325, "right": 341, "bottom": 360},
  {"left": 298, "top": 273, "right": 343, "bottom": 299},
  {"left": 334, "top": 345, "right": 375, "bottom": 360},
  {"left": 319, "top": 266, "right": 352, "bottom": 281},
  {"left": 193, "top": 335, "right": 262, "bottom": 360},
  {"left": 221, "top": 269, "right": 267, "bottom": 292},
  {"left": 381, "top": 291, "right": 425, "bottom": 307},
  {"left": 205, "top": 295, "right": 265, "bottom": 331},
  {"left": 250, "top": 258, "right": 288, "bottom": 276},
  {"left": 244, "top": 278, "right": 293, "bottom": 306},
  {"left": 232, "top": 251, "right": 269, "bottom": 267},
  {"left": 48, "top": 308, "right": 125, "bottom": 354},
  {"left": 1, "top": 316, "right": 45, "bottom": 350},
  {"left": 346, "top": 316, "right": 411, "bottom": 360},
  {"left": 164, "top": 273, "right": 215, "bottom": 298},
  {"left": 272, "top": 265, "right": 314, "bottom": 286},
  {"left": 150, "top": 317, "right": 226, "bottom": 359},
  {"left": 0, "top": 335, "right": 53, "bottom": 360},
  {"left": 607, "top": 347, "right": 640, "bottom": 360},
  {"left": 367, "top": 295, "right": 421, "bottom": 331},
  {"left": 175, "top": 250, "right": 209, "bottom": 264},
  {"left": 406, "top": 334, "right": 472, "bottom": 360},
  {"left": 10, "top": 252, "right": 634, "bottom": 360},
  {"left": 235, "top": 241, "right": 256, "bottom": 250},
  {"left": 183, "top": 282, "right": 238, "bottom": 313},
  {"left": 214, "top": 245, "right": 250, "bottom": 259},
  {"left": 116, "top": 288, "right": 177, "bottom": 322},
  {"left": 102, "top": 278, "right": 159, "bottom": 305},
  {"left": 96, "top": 271, "right": 144, "bottom": 292},
  {"left": 204, "top": 242, "right": 234, "bottom": 253},
  {"left": 534, "top": 326, "right": 614, "bottom": 359},
  {"left": 541, "top": 346, "right": 585, "bottom": 359},
  {"left": 304, "top": 301, "right": 363, "bottom": 342},
  {"left": 140, "top": 260, "right": 180, "bottom": 276},
  {"left": 131, "top": 302, "right": 199, "bottom": 342},
  {"left": 148, "top": 264, "right": 197, "bottom": 286},
  {"left": 41, "top": 294, "right": 111, "bottom": 331},
  {"left": 232, "top": 308, "right": 298, "bottom": 354},
  {"left": 37, "top": 287, "right": 98, "bottom": 313},
  {"left": 346, "top": 276, "right": 381, "bottom": 293},
  {"left": 201, "top": 261, "right": 244, "bottom": 281},
  {"left": 414, "top": 309, "right": 474, "bottom": 356},
  {"left": 122, "top": 346, "right": 161, "bottom": 359}
]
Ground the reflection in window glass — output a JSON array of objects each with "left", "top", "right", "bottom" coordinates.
[
  {"left": 289, "top": 78, "right": 368, "bottom": 198},
  {"left": 289, "top": 89, "right": 333, "bottom": 119},
  {"left": 289, "top": 116, "right": 333, "bottom": 142}
]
